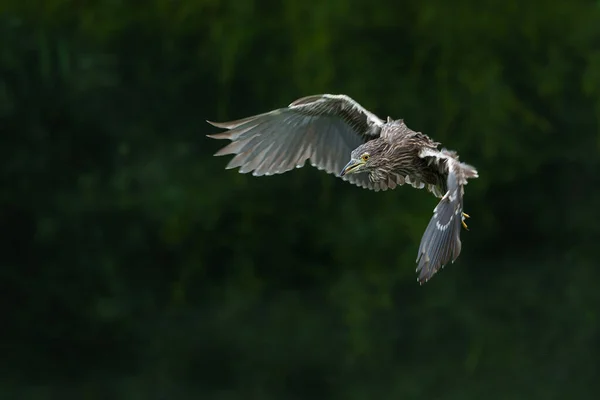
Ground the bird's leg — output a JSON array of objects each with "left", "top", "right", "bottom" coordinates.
[{"left": 461, "top": 212, "right": 470, "bottom": 230}]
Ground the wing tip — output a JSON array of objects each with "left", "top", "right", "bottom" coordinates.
[
  {"left": 206, "top": 133, "right": 230, "bottom": 140},
  {"left": 206, "top": 120, "right": 232, "bottom": 139},
  {"left": 206, "top": 120, "right": 232, "bottom": 129}
]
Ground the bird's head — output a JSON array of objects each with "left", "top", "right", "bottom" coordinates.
[{"left": 340, "top": 140, "right": 386, "bottom": 177}]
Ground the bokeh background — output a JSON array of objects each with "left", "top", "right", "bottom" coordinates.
[{"left": 2, "top": 1, "right": 600, "bottom": 398}]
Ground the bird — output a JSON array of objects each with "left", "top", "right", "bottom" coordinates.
[{"left": 206, "top": 94, "right": 478, "bottom": 284}]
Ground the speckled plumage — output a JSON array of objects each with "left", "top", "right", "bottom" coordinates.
[{"left": 207, "top": 94, "right": 478, "bottom": 284}]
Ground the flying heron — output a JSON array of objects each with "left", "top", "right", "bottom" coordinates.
[{"left": 207, "top": 94, "right": 478, "bottom": 284}]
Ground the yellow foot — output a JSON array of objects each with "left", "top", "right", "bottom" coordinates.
[{"left": 461, "top": 212, "right": 470, "bottom": 230}]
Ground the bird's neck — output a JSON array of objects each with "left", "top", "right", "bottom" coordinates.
[{"left": 368, "top": 167, "right": 392, "bottom": 183}]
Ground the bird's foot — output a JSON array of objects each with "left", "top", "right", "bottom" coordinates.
[{"left": 461, "top": 212, "right": 470, "bottom": 230}]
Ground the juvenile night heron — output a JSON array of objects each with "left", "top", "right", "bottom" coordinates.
[{"left": 207, "top": 94, "right": 478, "bottom": 284}]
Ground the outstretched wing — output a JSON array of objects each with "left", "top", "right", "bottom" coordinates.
[
  {"left": 415, "top": 150, "right": 478, "bottom": 284},
  {"left": 206, "top": 94, "right": 384, "bottom": 189}
]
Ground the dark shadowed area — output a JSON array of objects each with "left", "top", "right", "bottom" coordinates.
[{"left": 2, "top": 1, "right": 600, "bottom": 399}]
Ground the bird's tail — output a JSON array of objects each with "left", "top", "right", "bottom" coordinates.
[{"left": 416, "top": 160, "right": 478, "bottom": 284}]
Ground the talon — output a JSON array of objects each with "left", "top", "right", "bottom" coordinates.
[{"left": 461, "top": 212, "right": 470, "bottom": 230}]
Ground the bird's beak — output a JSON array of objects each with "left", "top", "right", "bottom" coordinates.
[{"left": 340, "top": 159, "right": 365, "bottom": 176}]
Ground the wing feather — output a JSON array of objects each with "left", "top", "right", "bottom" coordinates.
[
  {"left": 207, "top": 94, "right": 384, "bottom": 190},
  {"left": 415, "top": 156, "right": 478, "bottom": 284}
]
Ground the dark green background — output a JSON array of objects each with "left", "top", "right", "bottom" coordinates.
[{"left": 2, "top": 1, "right": 600, "bottom": 398}]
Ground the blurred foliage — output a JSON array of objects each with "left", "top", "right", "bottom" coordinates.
[{"left": 1, "top": 0, "right": 600, "bottom": 399}]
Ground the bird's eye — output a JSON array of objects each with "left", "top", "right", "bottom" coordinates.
[{"left": 361, "top": 154, "right": 370, "bottom": 162}]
